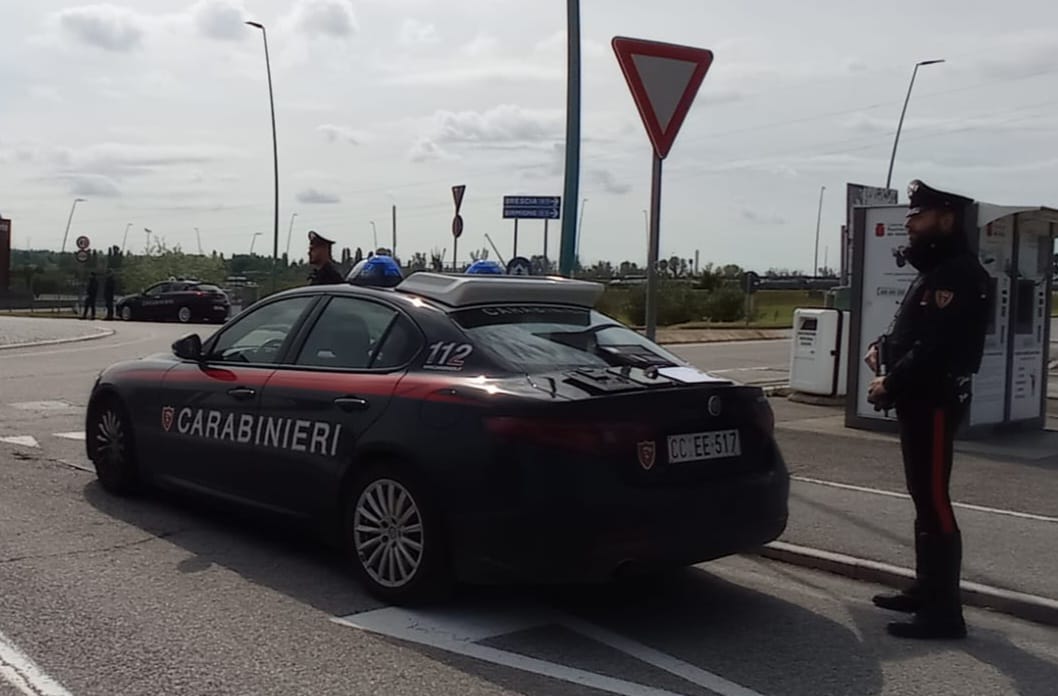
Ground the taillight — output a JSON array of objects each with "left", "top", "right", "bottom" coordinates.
[{"left": 753, "top": 397, "right": 775, "bottom": 435}]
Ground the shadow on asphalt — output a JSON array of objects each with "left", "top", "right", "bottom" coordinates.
[{"left": 83, "top": 478, "right": 1053, "bottom": 696}]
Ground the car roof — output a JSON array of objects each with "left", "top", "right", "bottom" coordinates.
[{"left": 264, "top": 272, "right": 605, "bottom": 312}]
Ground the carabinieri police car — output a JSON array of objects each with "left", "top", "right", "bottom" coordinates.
[{"left": 86, "top": 272, "right": 789, "bottom": 603}]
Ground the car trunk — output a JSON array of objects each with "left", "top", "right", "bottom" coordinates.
[{"left": 484, "top": 368, "right": 778, "bottom": 488}]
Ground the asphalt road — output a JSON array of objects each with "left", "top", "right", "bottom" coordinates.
[{"left": 1, "top": 319, "right": 1057, "bottom": 695}]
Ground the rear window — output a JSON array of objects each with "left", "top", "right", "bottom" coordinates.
[{"left": 451, "top": 304, "right": 684, "bottom": 373}]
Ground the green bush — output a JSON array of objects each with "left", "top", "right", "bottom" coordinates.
[{"left": 703, "top": 286, "right": 745, "bottom": 322}]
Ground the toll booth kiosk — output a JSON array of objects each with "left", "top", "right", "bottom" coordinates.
[{"left": 845, "top": 202, "right": 1057, "bottom": 437}]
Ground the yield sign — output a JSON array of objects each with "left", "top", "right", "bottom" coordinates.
[
  {"left": 612, "top": 37, "right": 714, "bottom": 159},
  {"left": 452, "top": 185, "right": 466, "bottom": 213}
]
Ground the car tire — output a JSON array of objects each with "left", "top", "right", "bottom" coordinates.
[
  {"left": 121, "top": 306, "right": 133, "bottom": 321},
  {"left": 87, "top": 397, "right": 141, "bottom": 496},
  {"left": 177, "top": 306, "right": 192, "bottom": 323},
  {"left": 343, "top": 462, "right": 452, "bottom": 605}
]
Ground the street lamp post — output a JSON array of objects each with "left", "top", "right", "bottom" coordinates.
[
  {"left": 120, "top": 222, "right": 131, "bottom": 254},
  {"left": 250, "top": 232, "right": 263, "bottom": 255},
  {"left": 813, "top": 185, "right": 826, "bottom": 278},
  {"left": 194, "top": 227, "right": 203, "bottom": 255},
  {"left": 886, "top": 59, "right": 945, "bottom": 189},
  {"left": 60, "top": 198, "right": 85, "bottom": 254},
  {"left": 574, "top": 198, "right": 587, "bottom": 269},
  {"left": 370, "top": 220, "right": 377, "bottom": 251},
  {"left": 246, "top": 20, "right": 280, "bottom": 293},
  {"left": 285, "top": 212, "right": 297, "bottom": 260}
]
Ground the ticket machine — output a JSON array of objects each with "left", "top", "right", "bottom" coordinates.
[{"left": 845, "top": 200, "right": 1057, "bottom": 437}]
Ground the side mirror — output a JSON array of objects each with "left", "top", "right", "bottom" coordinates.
[{"left": 172, "top": 333, "right": 203, "bottom": 361}]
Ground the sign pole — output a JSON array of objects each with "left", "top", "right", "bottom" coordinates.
[
  {"left": 646, "top": 154, "right": 663, "bottom": 341},
  {"left": 543, "top": 219, "right": 549, "bottom": 269},
  {"left": 559, "top": 0, "right": 581, "bottom": 277},
  {"left": 513, "top": 219, "right": 519, "bottom": 258},
  {"left": 453, "top": 237, "right": 458, "bottom": 273}
]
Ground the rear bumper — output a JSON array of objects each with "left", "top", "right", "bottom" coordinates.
[{"left": 450, "top": 458, "right": 789, "bottom": 584}]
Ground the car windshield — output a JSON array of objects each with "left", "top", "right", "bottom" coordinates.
[{"left": 451, "top": 304, "right": 684, "bottom": 373}]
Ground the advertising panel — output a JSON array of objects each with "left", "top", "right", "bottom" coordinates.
[
  {"left": 1008, "top": 213, "right": 1051, "bottom": 422},
  {"left": 843, "top": 184, "right": 898, "bottom": 284},
  {"left": 851, "top": 205, "right": 918, "bottom": 423},
  {"left": 968, "top": 215, "right": 1012, "bottom": 426}
]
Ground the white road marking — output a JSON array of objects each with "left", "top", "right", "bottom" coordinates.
[
  {"left": 0, "top": 334, "right": 160, "bottom": 360},
  {"left": 0, "top": 628, "right": 74, "bottom": 696},
  {"left": 792, "top": 475, "right": 1058, "bottom": 523},
  {"left": 335, "top": 603, "right": 764, "bottom": 696},
  {"left": 52, "top": 432, "right": 86, "bottom": 441},
  {"left": 0, "top": 436, "right": 40, "bottom": 449},
  {"left": 10, "top": 402, "right": 76, "bottom": 412}
]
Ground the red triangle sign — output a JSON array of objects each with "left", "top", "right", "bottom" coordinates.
[{"left": 612, "top": 37, "right": 714, "bottom": 159}]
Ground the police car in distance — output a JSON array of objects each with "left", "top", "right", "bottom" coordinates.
[
  {"left": 86, "top": 272, "right": 789, "bottom": 603},
  {"left": 117, "top": 279, "right": 231, "bottom": 323}
]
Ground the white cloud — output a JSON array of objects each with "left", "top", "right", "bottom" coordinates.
[
  {"left": 297, "top": 187, "right": 342, "bottom": 204},
  {"left": 398, "top": 19, "right": 438, "bottom": 46},
  {"left": 192, "top": 0, "right": 247, "bottom": 41},
  {"left": 589, "top": 169, "right": 632, "bottom": 196},
  {"left": 459, "top": 34, "right": 498, "bottom": 59},
  {"left": 844, "top": 58, "right": 869, "bottom": 73},
  {"left": 533, "top": 30, "right": 607, "bottom": 60},
  {"left": 408, "top": 138, "right": 454, "bottom": 163},
  {"left": 28, "top": 86, "right": 63, "bottom": 103},
  {"left": 68, "top": 143, "right": 236, "bottom": 178},
  {"left": 316, "top": 124, "right": 369, "bottom": 145},
  {"left": 288, "top": 0, "right": 358, "bottom": 39},
  {"left": 741, "top": 209, "right": 786, "bottom": 225},
  {"left": 57, "top": 4, "right": 145, "bottom": 52},
  {"left": 429, "top": 105, "right": 564, "bottom": 145},
  {"left": 61, "top": 173, "right": 123, "bottom": 197}
]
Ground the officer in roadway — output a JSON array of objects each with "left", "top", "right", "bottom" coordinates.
[
  {"left": 307, "top": 230, "right": 345, "bottom": 285},
  {"left": 864, "top": 179, "right": 990, "bottom": 640}
]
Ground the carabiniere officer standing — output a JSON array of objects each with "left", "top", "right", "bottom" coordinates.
[{"left": 864, "top": 179, "right": 990, "bottom": 640}]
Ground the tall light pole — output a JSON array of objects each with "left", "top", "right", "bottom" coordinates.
[
  {"left": 194, "top": 227, "right": 203, "bottom": 255},
  {"left": 60, "top": 198, "right": 85, "bottom": 254},
  {"left": 886, "top": 59, "right": 945, "bottom": 189},
  {"left": 559, "top": 0, "right": 581, "bottom": 277},
  {"left": 250, "top": 232, "right": 263, "bottom": 255},
  {"left": 285, "top": 212, "right": 297, "bottom": 260},
  {"left": 246, "top": 20, "right": 280, "bottom": 293},
  {"left": 574, "top": 198, "right": 587, "bottom": 267},
  {"left": 813, "top": 185, "right": 826, "bottom": 278},
  {"left": 370, "top": 220, "right": 378, "bottom": 250},
  {"left": 120, "top": 222, "right": 131, "bottom": 253},
  {"left": 144, "top": 228, "right": 152, "bottom": 254}
]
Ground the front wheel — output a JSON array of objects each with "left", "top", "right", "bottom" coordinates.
[
  {"left": 121, "top": 306, "right": 133, "bottom": 321},
  {"left": 344, "top": 464, "right": 451, "bottom": 604},
  {"left": 87, "top": 398, "right": 140, "bottom": 496}
]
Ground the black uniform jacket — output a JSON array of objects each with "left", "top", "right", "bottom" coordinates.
[{"left": 881, "top": 245, "right": 990, "bottom": 405}]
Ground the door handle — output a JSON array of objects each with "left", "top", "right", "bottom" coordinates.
[
  {"left": 333, "top": 396, "right": 369, "bottom": 412},
  {"left": 227, "top": 387, "right": 256, "bottom": 400}
]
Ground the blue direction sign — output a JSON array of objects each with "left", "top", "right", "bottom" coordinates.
[{"left": 502, "top": 196, "right": 561, "bottom": 220}]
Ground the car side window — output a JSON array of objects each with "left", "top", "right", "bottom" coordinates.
[
  {"left": 208, "top": 296, "right": 314, "bottom": 365},
  {"left": 372, "top": 314, "right": 422, "bottom": 369},
  {"left": 144, "top": 283, "right": 169, "bottom": 297},
  {"left": 294, "top": 297, "right": 405, "bottom": 370}
]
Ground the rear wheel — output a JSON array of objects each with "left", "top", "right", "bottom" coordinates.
[
  {"left": 88, "top": 397, "right": 140, "bottom": 496},
  {"left": 177, "top": 306, "right": 192, "bottom": 323},
  {"left": 121, "top": 306, "right": 133, "bottom": 321},
  {"left": 344, "top": 463, "right": 451, "bottom": 604}
]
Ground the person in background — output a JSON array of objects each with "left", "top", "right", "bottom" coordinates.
[
  {"left": 82, "top": 272, "right": 98, "bottom": 320},
  {"left": 104, "top": 270, "right": 117, "bottom": 321},
  {"left": 307, "top": 231, "right": 345, "bottom": 285}
]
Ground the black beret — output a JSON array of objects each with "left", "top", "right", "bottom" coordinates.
[{"left": 907, "top": 179, "right": 973, "bottom": 217}]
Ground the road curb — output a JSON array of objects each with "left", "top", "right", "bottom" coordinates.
[
  {"left": 0, "top": 328, "right": 115, "bottom": 351},
  {"left": 757, "top": 541, "right": 1058, "bottom": 627}
]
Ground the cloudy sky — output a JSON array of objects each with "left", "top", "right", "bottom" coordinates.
[{"left": 2, "top": 0, "right": 1057, "bottom": 271}]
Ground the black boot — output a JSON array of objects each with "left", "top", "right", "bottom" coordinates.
[
  {"left": 873, "top": 530, "right": 928, "bottom": 613},
  {"left": 887, "top": 533, "right": 966, "bottom": 640}
]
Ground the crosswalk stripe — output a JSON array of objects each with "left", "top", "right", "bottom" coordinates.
[
  {"left": 0, "top": 436, "right": 40, "bottom": 448},
  {"left": 53, "top": 432, "right": 86, "bottom": 441}
]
